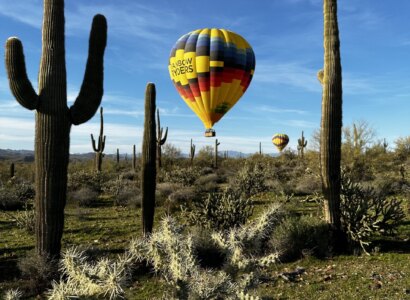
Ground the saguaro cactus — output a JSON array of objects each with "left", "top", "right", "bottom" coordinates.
[
  {"left": 190, "top": 138, "right": 196, "bottom": 166},
  {"left": 297, "top": 131, "right": 308, "bottom": 158},
  {"left": 132, "top": 144, "right": 137, "bottom": 170},
  {"left": 10, "top": 162, "right": 15, "bottom": 179},
  {"left": 156, "top": 109, "right": 168, "bottom": 169},
  {"left": 259, "top": 142, "right": 262, "bottom": 155},
  {"left": 116, "top": 148, "right": 120, "bottom": 164},
  {"left": 214, "top": 139, "right": 221, "bottom": 168},
  {"left": 5, "top": 0, "right": 107, "bottom": 258},
  {"left": 318, "top": 0, "right": 343, "bottom": 236},
  {"left": 141, "top": 83, "right": 157, "bottom": 236},
  {"left": 91, "top": 107, "right": 106, "bottom": 172}
]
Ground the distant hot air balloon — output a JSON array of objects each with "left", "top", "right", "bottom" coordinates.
[
  {"left": 169, "top": 28, "right": 255, "bottom": 137},
  {"left": 272, "top": 133, "right": 289, "bottom": 152}
]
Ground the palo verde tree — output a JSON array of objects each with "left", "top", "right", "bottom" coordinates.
[
  {"left": 141, "top": 83, "right": 157, "bottom": 236},
  {"left": 317, "top": 0, "right": 346, "bottom": 248},
  {"left": 5, "top": 0, "right": 107, "bottom": 258},
  {"left": 91, "top": 107, "right": 106, "bottom": 172},
  {"left": 156, "top": 109, "right": 168, "bottom": 169}
]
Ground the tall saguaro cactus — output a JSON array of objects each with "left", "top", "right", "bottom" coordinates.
[
  {"left": 141, "top": 83, "right": 157, "bottom": 236},
  {"left": 190, "top": 138, "right": 196, "bottom": 166},
  {"left": 132, "top": 144, "right": 137, "bottom": 170},
  {"left": 297, "top": 131, "right": 308, "bottom": 158},
  {"left": 214, "top": 139, "right": 221, "bottom": 168},
  {"left": 5, "top": 0, "right": 107, "bottom": 258},
  {"left": 91, "top": 107, "right": 106, "bottom": 172},
  {"left": 318, "top": 0, "right": 343, "bottom": 238},
  {"left": 156, "top": 109, "right": 168, "bottom": 169}
]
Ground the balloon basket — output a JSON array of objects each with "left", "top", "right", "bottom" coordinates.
[{"left": 205, "top": 129, "right": 215, "bottom": 137}]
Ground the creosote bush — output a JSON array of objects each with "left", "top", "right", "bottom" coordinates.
[{"left": 340, "top": 171, "right": 405, "bottom": 253}]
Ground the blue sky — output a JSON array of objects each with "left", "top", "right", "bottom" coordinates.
[{"left": 0, "top": 0, "right": 409, "bottom": 154}]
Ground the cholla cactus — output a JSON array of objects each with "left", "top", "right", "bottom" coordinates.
[
  {"left": 212, "top": 203, "right": 283, "bottom": 272},
  {"left": 4, "top": 289, "right": 23, "bottom": 300},
  {"left": 47, "top": 246, "right": 140, "bottom": 299}
]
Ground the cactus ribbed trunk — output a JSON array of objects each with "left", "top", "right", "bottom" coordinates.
[
  {"left": 319, "top": 0, "right": 343, "bottom": 235},
  {"left": 5, "top": 0, "right": 107, "bottom": 258},
  {"left": 141, "top": 83, "right": 157, "bottom": 236},
  {"left": 116, "top": 148, "right": 120, "bottom": 164}
]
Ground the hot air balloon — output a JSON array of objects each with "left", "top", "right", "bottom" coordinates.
[
  {"left": 169, "top": 28, "right": 255, "bottom": 137},
  {"left": 272, "top": 133, "right": 289, "bottom": 152}
]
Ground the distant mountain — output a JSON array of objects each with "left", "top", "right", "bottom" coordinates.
[
  {"left": 0, "top": 149, "right": 278, "bottom": 162},
  {"left": 0, "top": 149, "right": 35, "bottom": 162}
]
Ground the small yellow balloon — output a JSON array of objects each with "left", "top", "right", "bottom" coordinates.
[
  {"left": 272, "top": 133, "right": 289, "bottom": 152},
  {"left": 169, "top": 28, "right": 256, "bottom": 136}
]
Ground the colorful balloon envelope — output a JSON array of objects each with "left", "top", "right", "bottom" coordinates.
[
  {"left": 272, "top": 133, "right": 289, "bottom": 152},
  {"left": 169, "top": 28, "right": 256, "bottom": 137}
]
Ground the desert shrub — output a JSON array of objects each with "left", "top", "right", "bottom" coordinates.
[
  {"left": 3, "top": 204, "right": 35, "bottom": 233},
  {"left": 194, "top": 173, "right": 219, "bottom": 194},
  {"left": 340, "top": 171, "right": 406, "bottom": 253},
  {"left": 67, "top": 170, "right": 109, "bottom": 193},
  {"left": 0, "top": 181, "right": 35, "bottom": 210},
  {"left": 165, "top": 187, "right": 197, "bottom": 213},
  {"left": 269, "top": 215, "right": 331, "bottom": 262},
  {"left": 18, "top": 252, "right": 59, "bottom": 295},
  {"left": 230, "top": 162, "right": 267, "bottom": 198},
  {"left": 115, "top": 188, "right": 141, "bottom": 208},
  {"left": 156, "top": 182, "right": 181, "bottom": 205},
  {"left": 101, "top": 174, "right": 140, "bottom": 206},
  {"left": 163, "top": 166, "right": 201, "bottom": 186},
  {"left": 293, "top": 172, "right": 321, "bottom": 195},
  {"left": 69, "top": 187, "right": 99, "bottom": 207},
  {"left": 183, "top": 189, "right": 254, "bottom": 231}
]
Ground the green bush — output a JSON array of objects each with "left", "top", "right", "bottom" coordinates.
[
  {"left": 163, "top": 166, "right": 201, "bottom": 186},
  {"left": 69, "top": 187, "right": 99, "bottom": 207},
  {"left": 0, "top": 181, "right": 35, "bottom": 210},
  {"left": 269, "top": 215, "right": 331, "bottom": 262}
]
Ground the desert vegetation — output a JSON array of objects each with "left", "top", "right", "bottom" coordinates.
[
  {"left": 1, "top": 132, "right": 409, "bottom": 299},
  {"left": 1, "top": 0, "right": 409, "bottom": 299}
]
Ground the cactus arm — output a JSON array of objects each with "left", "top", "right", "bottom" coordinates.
[
  {"left": 70, "top": 14, "right": 107, "bottom": 125},
  {"left": 5, "top": 37, "right": 39, "bottom": 110},
  {"left": 91, "top": 134, "right": 98, "bottom": 151},
  {"left": 160, "top": 127, "right": 168, "bottom": 145},
  {"left": 317, "top": 69, "right": 324, "bottom": 85},
  {"left": 101, "top": 135, "right": 106, "bottom": 152}
]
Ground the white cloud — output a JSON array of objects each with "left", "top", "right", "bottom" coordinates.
[
  {"left": 254, "top": 61, "right": 321, "bottom": 92},
  {"left": 256, "top": 105, "right": 308, "bottom": 115}
]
